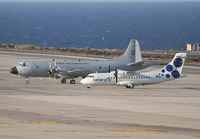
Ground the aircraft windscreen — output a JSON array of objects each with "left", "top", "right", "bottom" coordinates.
[
  {"left": 19, "top": 62, "right": 27, "bottom": 67},
  {"left": 87, "top": 75, "right": 94, "bottom": 78}
]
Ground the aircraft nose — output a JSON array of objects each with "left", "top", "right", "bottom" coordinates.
[
  {"left": 80, "top": 79, "right": 86, "bottom": 84},
  {"left": 80, "top": 79, "right": 84, "bottom": 84},
  {"left": 10, "top": 67, "right": 18, "bottom": 75}
]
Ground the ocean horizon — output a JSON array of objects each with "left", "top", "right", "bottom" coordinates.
[{"left": 0, "top": 2, "right": 200, "bottom": 50}]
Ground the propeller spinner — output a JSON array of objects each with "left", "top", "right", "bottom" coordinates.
[{"left": 48, "top": 59, "right": 59, "bottom": 78}]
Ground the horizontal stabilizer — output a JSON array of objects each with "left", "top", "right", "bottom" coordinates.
[
  {"left": 180, "top": 74, "right": 187, "bottom": 78},
  {"left": 127, "top": 61, "right": 144, "bottom": 67},
  {"left": 176, "top": 53, "right": 187, "bottom": 58}
]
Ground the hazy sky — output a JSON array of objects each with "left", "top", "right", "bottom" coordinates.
[{"left": 0, "top": 0, "right": 199, "bottom": 2}]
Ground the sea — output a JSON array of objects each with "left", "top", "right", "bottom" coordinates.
[{"left": 0, "top": 2, "right": 200, "bottom": 50}]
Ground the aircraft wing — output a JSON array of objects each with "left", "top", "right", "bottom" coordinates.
[
  {"left": 60, "top": 69, "right": 87, "bottom": 78},
  {"left": 180, "top": 74, "right": 187, "bottom": 78},
  {"left": 117, "top": 81, "right": 133, "bottom": 85},
  {"left": 126, "top": 71, "right": 140, "bottom": 76}
]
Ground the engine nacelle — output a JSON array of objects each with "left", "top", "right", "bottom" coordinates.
[{"left": 111, "top": 70, "right": 135, "bottom": 78}]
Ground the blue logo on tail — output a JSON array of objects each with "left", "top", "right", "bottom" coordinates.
[
  {"left": 171, "top": 70, "right": 180, "bottom": 78},
  {"left": 173, "top": 58, "right": 183, "bottom": 68}
]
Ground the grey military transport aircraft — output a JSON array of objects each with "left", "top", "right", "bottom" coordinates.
[{"left": 10, "top": 39, "right": 156, "bottom": 84}]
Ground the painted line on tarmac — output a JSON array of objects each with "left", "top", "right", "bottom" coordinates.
[
  {"left": 47, "top": 94, "right": 71, "bottom": 96},
  {"left": 40, "top": 114, "right": 58, "bottom": 116},
  {"left": 98, "top": 136, "right": 130, "bottom": 138},
  {"left": 0, "top": 126, "right": 24, "bottom": 128},
  {"left": 0, "top": 50, "right": 106, "bottom": 60},
  {"left": 88, "top": 119, "right": 110, "bottom": 122},
  {"left": 24, "top": 121, "right": 65, "bottom": 124},
  {"left": 45, "top": 130, "right": 75, "bottom": 132},
  {"left": 111, "top": 130, "right": 161, "bottom": 133}
]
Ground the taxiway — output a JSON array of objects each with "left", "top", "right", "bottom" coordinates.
[{"left": 0, "top": 50, "right": 200, "bottom": 139}]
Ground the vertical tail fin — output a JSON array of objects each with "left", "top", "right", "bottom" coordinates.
[
  {"left": 134, "top": 40, "right": 142, "bottom": 63},
  {"left": 118, "top": 39, "right": 142, "bottom": 63},
  {"left": 162, "top": 53, "right": 187, "bottom": 79}
]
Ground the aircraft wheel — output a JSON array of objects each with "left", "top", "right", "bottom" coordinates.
[
  {"left": 26, "top": 80, "right": 30, "bottom": 84},
  {"left": 61, "top": 79, "right": 66, "bottom": 84},
  {"left": 126, "top": 84, "right": 134, "bottom": 89},
  {"left": 70, "top": 80, "right": 75, "bottom": 84},
  {"left": 87, "top": 85, "right": 91, "bottom": 88},
  {"left": 130, "top": 85, "right": 134, "bottom": 89}
]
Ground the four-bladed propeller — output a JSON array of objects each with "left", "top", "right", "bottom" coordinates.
[
  {"left": 108, "top": 64, "right": 111, "bottom": 73},
  {"left": 48, "top": 59, "right": 59, "bottom": 79},
  {"left": 114, "top": 66, "right": 118, "bottom": 83}
]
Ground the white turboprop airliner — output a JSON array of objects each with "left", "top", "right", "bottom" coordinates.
[{"left": 80, "top": 53, "right": 187, "bottom": 88}]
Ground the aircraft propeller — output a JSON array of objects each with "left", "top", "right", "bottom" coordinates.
[
  {"left": 48, "top": 59, "right": 59, "bottom": 79},
  {"left": 108, "top": 64, "right": 111, "bottom": 73},
  {"left": 114, "top": 66, "right": 118, "bottom": 83}
]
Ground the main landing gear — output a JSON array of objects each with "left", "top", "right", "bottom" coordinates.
[
  {"left": 61, "top": 79, "right": 66, "bottom": 84},
  {"left": 126, "top": 84, "right": 134, "bottom": 89},
  {"left": 61, "top": 79, "right": 76, "bottom": 84},
  {"left": 70, "top": 79, "right": 75, "bottom": 84}
]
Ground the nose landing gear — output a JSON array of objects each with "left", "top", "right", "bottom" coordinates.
[{"left": 26, "top": 79, "right": 30, "bottom": 84}]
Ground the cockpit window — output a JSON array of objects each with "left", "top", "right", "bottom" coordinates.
[
  {"left": 19, "top": 62, "right": 27, "bottom": 67},
  {"left": 87, "top": 75, "right": 94, "bottom": 78}
]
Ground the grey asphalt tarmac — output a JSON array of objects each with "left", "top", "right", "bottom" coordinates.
[{"left": 0, "top": 50, "right": 200, "bottom": 139}]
